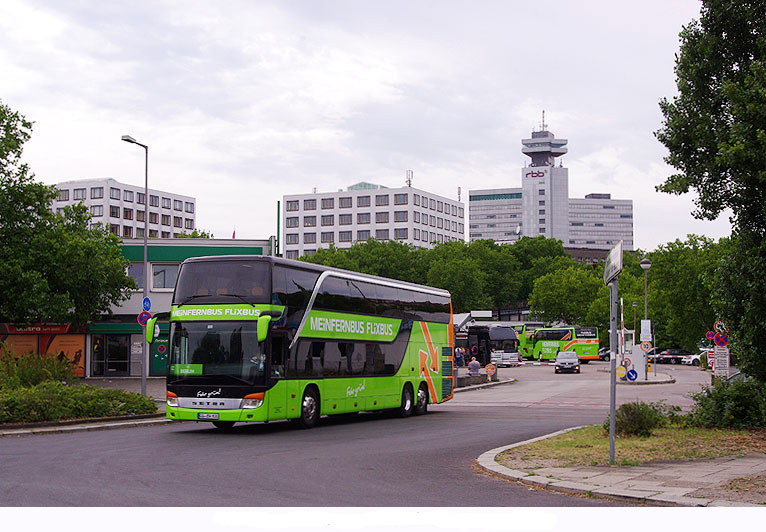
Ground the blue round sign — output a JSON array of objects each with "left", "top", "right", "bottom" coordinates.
[
  {"left": 627, "top": 369, "right": 638, "bottom": 382},
  {"left": 137, "top": 311, "right": 152, "bottom": 327},
  {"left": 142, "top": 297, "right": 151, "bottom": 312}
]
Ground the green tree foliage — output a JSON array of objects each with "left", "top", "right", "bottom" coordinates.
[
  {"left": 528, "top": 265, "right": 602, "bottom": 325},
  {"left": 0, "top": 100, "right": 135, "bottom": 326},
  {"left": 655, "top": 1, "right": 765, "bottom": 379},
  {"left": 175, "top": 228, "right": 214, "bottom": 238}
]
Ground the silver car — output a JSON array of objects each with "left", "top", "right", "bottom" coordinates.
[{"left": 554, "top": 351, "right": 581, "bottom": 374}]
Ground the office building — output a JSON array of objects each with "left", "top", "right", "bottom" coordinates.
[
  {"left": 283, "top": 182, "right": 465, "bottom": 259},
  {"left": 53, "top": 178, "right": 197, "bottom": 239}
]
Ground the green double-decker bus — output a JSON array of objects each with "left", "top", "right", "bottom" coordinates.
[
  {"left": 518, "top": 326, "right": 599, "bottom": 361},
  {"left": 146, "top": 256, "right": 454, "bottom": 429}
]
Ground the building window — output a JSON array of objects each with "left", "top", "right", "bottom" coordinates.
[
  {"left": 430, "top": 215, "right": 436, "bottom": 227},
  {"left": 429, "top": 199, "right": 436, "bottom": 210},
  {"left": 153, "top": 264, "right": 179, "bottom": 290},
  {"left": 304, "top": 216, "right": 316, "bottom": 227},
  {"left": 162, "top": 214, "right": 171, "bottom": 226},
  {"left": 109, "top": 206, "right": 120, "bottom": 218},
  {"left": 286, "top": 217, "right": 299, "bottom": 228},
  {"left": 414, "top": 228, "right": 420, "bottom": 239},
  {"left": 150, "top": 195, "right": 159, "bottom": 207},
  {"left": 539, "top": 209, "right": 545, "bottom": 215},
  {"left": 375, "top": 229, "right": 389, "bottom": 240},
  {"left": 339, "top": 214, "right": 352, "bottom": 225},
  {"left": 358, "top": 213, "right": 370, "bottom": 224},
  {"left": 304, "top": 250, "right": 316, "bottom": 257},
  {"left": 304, "top": 233, "right": 316, "bottom": 244},
  {"left": 184, "top": 202, "right": 194, "bottom": 213},
  {"left": 394, "top": 228, "right": 408, "bottom": 240},
  {"left": 149, "top": 212, "right": 159, "bottom": 224},
  {"left": 174, "top": 199, "right": 183, "bottom": 211},
  {"left": 321, "top": 198, "right": 334, "bottom": 209},
  {"left": 286, "top": 250, "right": 299, "bottom": 259},
  {"left": 539, "top": 228, "right": 546, "bottom": 233},
  {"left": 137, "top": 210, "right": 146, "bottom": 222},
  {"left": 123, "top": 208, "right": 133, "bottom": 220},
  {"left": 73, "top": 188, "right": 85, "bottom": 200},
  {"left": 286, "top": 200, "right": 299, "bottom": 211},
  {"left": 539, "top": 219, "right": 545, "bottom": 224},
  {"left": 185, "top": 218, "right": 194, "bottom": 230},
  {"left": 452, "top": 205, "right": 457, "bottom": 216},
  {"left": 321, "top": 232, "right": 334, "bottom": 243},
  {"left": 127, "top": 262, "right": 144, "bottom": 290},
  {"left": 57, "top": 189, "right": 69, "bottom": 201},
  {"left": 123, "top": 226, "right": 133, "bottom": 238},
  {"left": 437, "top": 201, "right": 443, "bottom": 213},
  {"left": 91, "top": 187, "right": 104, "bottom": 199},
  {"left": 321, "top": 215, "right": 334, "bottom": 226},
  {"left": 414, "top": 212, "right": 420, "bottom": 223},
  {"left": 357, "top": 230, "right": 370, "bottom": 241},
  {"left": 413, "top": 194, "right": 420, "bottom": 206},
  {"left": 149, "top": 229, "right": 158, "bottom": 238},
  {"left": 394, "top": 211, "right": 407, "bottom": 222},
  {"left": 124, "top": 190, "right": 134, "bottom": 202},
  {"left": 538, "top": 189, "right": 545, "bottom": 196},
  {"left": 358, "top": 195, "right": 371, "bottom": 207},
  {"left": 339, "top": 197, "right": 352, "bottom": 208},
  {"left": 375, "top": 212, "right": 389, "bottom": 223},
  {"left": 136, "top": 227, "right": 145, "bottom": 238},
  {"left": 339, "top": 231, "right": 352, "bottom": 242},
  {"left": 437, "top": 218, "right": 443, "bottom": 229},
  {"left": 458, "top": 207, "right": 464, "bottom": 218},
  {"left": 303, "top": 199, "right": 316, "bottom": 210},
  {"left": 161, "top": 231, "right": 171, "bottom": 238},
  {"left": 174, "top": 216, "right": 182, "bottom": 228},
  {"left": 539, "top": 200, "right": 545, "bottom": 206},
  {"left": 89, "top": 205, "right": 102, "bottom": 217},
  {"left": 109, "top": 223, "right": 120, "bottom": 235},
  {"left": 376, "top": 194, "right": 389, "bottom": 206},
  {"left": 286, "top": 233, "right": 299, "bottom": 244},
  {"left": 162, "top": 197, "right": 171, "bottom": 209},
  {"left": 136, "top": 192, "right": 145, "bottom": 205},
  {"left": 394, "top": 193, "right": 408, "bottom": 205},
  {"left": 110, "top": 187, "right": 121, "bottom": 200}
]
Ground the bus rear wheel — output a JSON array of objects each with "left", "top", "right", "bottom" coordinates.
[
  {"left": 398, "top": 384, "right": 414, "bottom": 418},
  {"left": 414, "top": 383, "right": 429, "bottom": 416},
  {"left": 212, "top": 421, "right": 235, "bottom": 431},
  {"left": 297, "top": 388, "right": 320, "bottom": 429}
]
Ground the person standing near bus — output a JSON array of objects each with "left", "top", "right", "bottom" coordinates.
[{"left": 455, "top": 347, "right": 465, "bottom": 367}]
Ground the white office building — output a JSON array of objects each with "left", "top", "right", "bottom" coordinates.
[
  {"left": 53, "top": 178, "right": 196, "bottom": 239},
  {"left": 469, "top": 125, "right": 634, "bottom": 253},
  {"left": 282, "top": 182, "right": 465, "bottom": 259}
]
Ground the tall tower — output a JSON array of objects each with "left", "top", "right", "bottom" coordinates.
[{"left": 521, "top": 114, "right": 569, "bottom": 242}]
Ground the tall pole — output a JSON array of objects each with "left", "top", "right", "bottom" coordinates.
[
  {"left": 609, "top": 278, "right": 618, "bottom": 464},
  {"left": 644, "top": 269, "right": 648, "bottom": 320},
  {"left": 122, "top": 135, "right": 148, "bottom": 397}
]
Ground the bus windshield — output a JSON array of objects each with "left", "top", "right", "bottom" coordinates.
[
  {"left": 168, "top": 321, "right": 266, "bottom": 385},
  {"left": 174, "top": 260, "right": 271, "bottom": 305}
]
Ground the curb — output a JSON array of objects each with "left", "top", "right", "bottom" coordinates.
[
  {"left": 454, "top": 378, "right": 515, "bottom": 393},
  {"left": 1, "top": 416, "right": 177, "bottom": 437},
  {"left": 474, "top": 427, "right": 761, "bottom": 507}
]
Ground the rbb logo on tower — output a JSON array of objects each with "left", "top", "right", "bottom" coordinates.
[{"left": 524, "top": 168, "right": 549, "bottom": 179}]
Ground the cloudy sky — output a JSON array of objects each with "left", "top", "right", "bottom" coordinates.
[{"left": 0, "top": 0, "right": 732, "bottom": 250}]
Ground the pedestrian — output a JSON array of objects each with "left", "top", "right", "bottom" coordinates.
[
  {"left": 468, "top": 356, "right": 480, "bottom": 376},
  {"left": 455, "top": 347, "right": 465, "bottom": 367}
]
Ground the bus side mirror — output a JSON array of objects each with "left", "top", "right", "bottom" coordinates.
[
  {"left": 257, "top": 315, "right": 272, "bottom": 343},
  {"left": 146, "top": 317, "right": 159, "bottom": 344}
]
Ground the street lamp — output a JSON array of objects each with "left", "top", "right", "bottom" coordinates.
[
  {"left": 122, "top": 135, "right": 148, "bottom": 397},
  {"left": 640, "top": 258, "right": 652, "bottom": 320}
]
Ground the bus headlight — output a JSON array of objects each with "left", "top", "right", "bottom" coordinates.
[
  {"left": 242, "top": 392, "right": 265, "bottom": 409},
  {"left": 167, "top": 391, "right": 178, "bottom": 407}
]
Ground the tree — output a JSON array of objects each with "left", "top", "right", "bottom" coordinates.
[
  {"left": 175, "top": 228, "right": 214, "bottom": 238},
  {"left": 0, "top": 100, "right": 135, "bottom": 326},
  {"left": 655, "top": 1, "right": 766, "bottom": 379},
  {"left": 528, "top": 265, "right": 602, "bottom": 325}
]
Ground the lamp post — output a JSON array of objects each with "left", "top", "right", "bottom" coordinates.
[
  {"left": 640, "top": 258, "right": 652, "bottom": 320},
  {"left": 121, "top": 135, "right": 148, "bottom": 397}
]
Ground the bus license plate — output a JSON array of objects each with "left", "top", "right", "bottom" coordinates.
[{"left": 197, "top": 413, "right": 219, "bottom": 420}]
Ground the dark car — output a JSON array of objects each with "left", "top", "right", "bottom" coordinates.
[
  {"left": 658, "top": 348, "right": 693, "bottom": 364},
  {"left": 598, "top": 347, "right": 611, "bottom": 361},
  {"left": 554, "top": 351, "right": 580, "bottom": 374},
  {"left": 646, "top": 347, "right": 669, "bottom": 363}
]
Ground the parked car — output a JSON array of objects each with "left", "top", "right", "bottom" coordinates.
[
  {"left": 655, "top": 348, "right": 693, "bottom": 364},
  {"left": 646, "top": 347, "right": 669, "bottom": 363},
  {"left": 554, "top": 351, "right": 580, "bottom": 374},
  {"left": 681, "top": 352, "right": 701, "bottom": 366},
  {"left": 598, "top": 347, "right": 611, "bottom": 361},
  {"left": 490, "top": 350, "right": 520, "bottom": 367}
]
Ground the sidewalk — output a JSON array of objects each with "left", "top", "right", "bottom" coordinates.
[{"left": 477, "top": 426, "right": 766, "bottom": 507}]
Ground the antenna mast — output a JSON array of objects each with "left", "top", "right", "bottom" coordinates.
[{"left": 406, "top": 169, "right": 413, "bottom": 187}]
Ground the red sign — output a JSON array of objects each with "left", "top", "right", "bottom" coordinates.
[{"left": 485, "top": 364, "right": 496, "bottom": 376}]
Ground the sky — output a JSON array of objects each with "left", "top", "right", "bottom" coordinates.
[{"left": 0, "top": 0, "right": 733, "bottom": 250}]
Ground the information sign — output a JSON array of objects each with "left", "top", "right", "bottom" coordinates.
[
  {"left": 627, "top": 369, "right": 638, "bottom": 381},
  {"left": 713, "top": 345, "right": 730, "bottom": 378}
]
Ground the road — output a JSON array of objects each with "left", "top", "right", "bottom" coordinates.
[{"left": 0, "top": 362, "right": 709, "bottom": 507}]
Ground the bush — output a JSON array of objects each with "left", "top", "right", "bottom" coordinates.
[
  {"left": 0, "top": 343, "right": 76, "bottom": 390},
  {"left": 685, "top": 378, "right": 766, "bottom": 429},
  {"left": 603, "top": 401, "right": 669, "bottom": 437},
  {"left": 0, "top": 381, "right": 157, "bottom": 423}
]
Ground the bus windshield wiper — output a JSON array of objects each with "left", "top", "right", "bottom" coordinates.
[
  {"left": 216, "top": 293, "right": 256, "bottom": 308},
  {"left": 176, "top": 294, "right": 211, "bottom": 307}
]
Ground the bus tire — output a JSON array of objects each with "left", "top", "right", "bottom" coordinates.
[
  {"left": 398, "top": 384, "right": 414, "bottom": 418},
  {"left": 212, "top": 421, "right": 235, "bottom": 431},
  {"left": 297, "top": 387, "right": 320, "bottom": 429},
  {"left": 414, "top": 383, "right": 429, "bottom": 416}
]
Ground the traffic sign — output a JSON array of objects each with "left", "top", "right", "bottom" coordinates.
[
  {"left": 137, "top": 311, "right": 152, "bottom": 327},
  {"left": 616, "top": 365, "right": 627, "bottom": 378},
  {"left": 623, "top": 357, "right": 632, "bottom": 368},
  {"left": 640, "top": 341, "right": 652, "bottom": 352},
  {"left": 603, "top": 240, "right": 624, "bottom": 285},
  {"left": 142, "top": 297, "right": 152, "bottom": 312},
  {"left": 627, "top": 369, "right": 638, "bottom": 381},
  {"left": 714, "top": 333, "right": 728, "bottom": 347},
  {"left": 485, "top": 364, "right": 496, "bottom": 376}
]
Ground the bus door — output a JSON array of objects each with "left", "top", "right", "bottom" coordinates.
[{"left": 267, "top": 332, "right": 288, "bottom": 420}]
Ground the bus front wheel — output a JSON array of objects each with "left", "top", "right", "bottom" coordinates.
[
  {"left": 414, "top": 383, "right": 429, "bottom": 416},
  {"left": 297, "top": 388, "right": 320, "bottom": 429},
  {"left": 398, "top": 384, "right": 414, "bottom": 418}
]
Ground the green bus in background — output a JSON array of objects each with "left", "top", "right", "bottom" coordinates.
[
  {"left": 516, "top": 325, "right": 599, "bottom": 362},
  {"left": 146, "top": 256, "right": 454, "bottom": 430}
]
